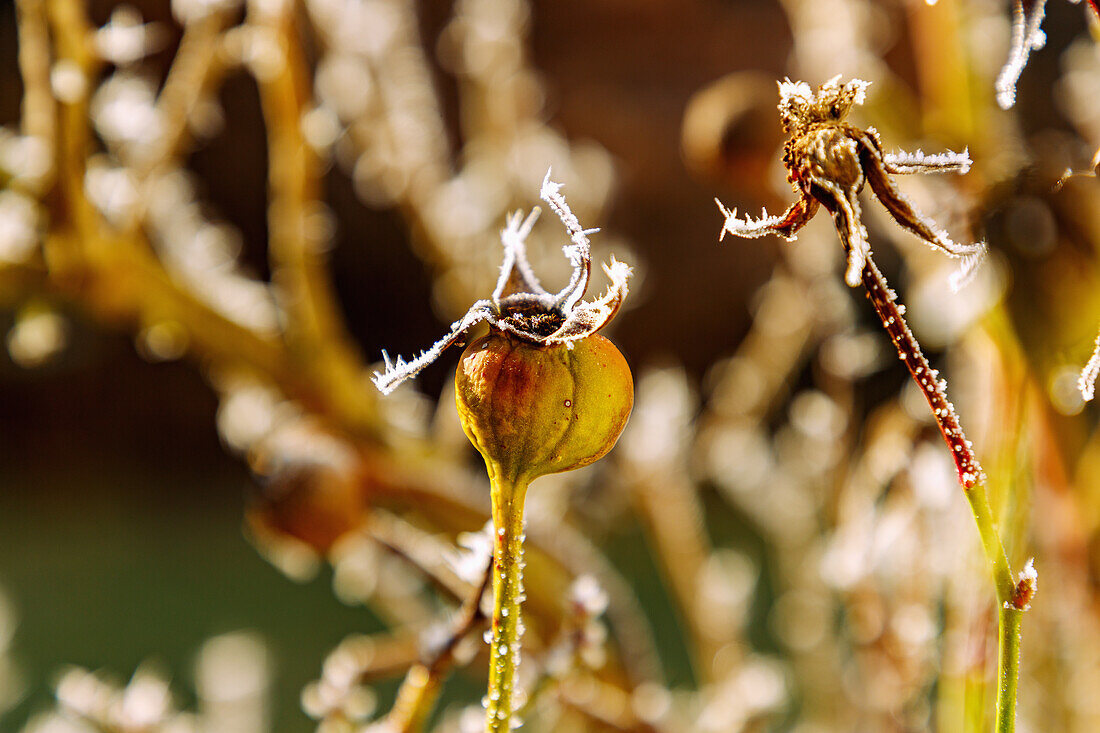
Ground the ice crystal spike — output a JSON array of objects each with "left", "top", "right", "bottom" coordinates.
[
  {"left": 371, "top": 170, "right": 632, "bottom": 395},
  {"left": 716, "top": 78, "right": 984, "bottom": 290}
]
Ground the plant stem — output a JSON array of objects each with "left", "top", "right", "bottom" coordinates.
[
  {"left": 486, "top": 474, "right": 529, "bottom": 733},
  {"left": 386, "top": 562, "right": 492, "bottom": 732},
  {"left": 996, "top": 605, "right": 1023, "bottom": 733},
  {"left": 861, "top": 257, "right": 1024, "bottom": 733}
]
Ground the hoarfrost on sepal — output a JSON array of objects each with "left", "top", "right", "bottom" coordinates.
[
  {"left": 372, "top": 171, "right": 632, "bottom": 394},
  {"left": 885, "top": 147, "right": 972, "bottom": 175}
]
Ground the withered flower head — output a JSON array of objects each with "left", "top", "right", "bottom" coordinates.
[
  {"left": 717, "top": 76, "right": 985, "bottom": 289},
  {"left": 777, "top": 76, "right": 869, "bottom": 135},
  {"left": 715, "top": 76, "right": 990, "bottom": 492},
  {"left": 372, "top": 170, "right": 632, "bottom": 395}
]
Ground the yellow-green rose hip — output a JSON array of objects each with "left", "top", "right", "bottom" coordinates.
[
  {"left": 456, "top": 331, "right": 633, "bottom": 487},
  {"left": 372, "top": 172, "right": 633, "bottom": 732}
]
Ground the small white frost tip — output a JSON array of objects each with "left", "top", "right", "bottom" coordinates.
[
  {"left": 947, "top": 243, "right": 987, "bottom": 292},
  {"left": 777, "top": 77, "right": 813, "bottom": 103},
  {"left": 1079, "top": 326, "right": 1100, "bottom": 402}
]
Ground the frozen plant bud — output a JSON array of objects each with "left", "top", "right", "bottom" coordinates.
[{"left": 1007, "top": 558, "right": 1038, "bottom": 611}]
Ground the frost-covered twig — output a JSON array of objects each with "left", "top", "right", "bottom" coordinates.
[
  {"left": 716, "top": 76, "right": 1027, "bottom": 733},
  {"left": 997, "top": 0, "right": 1050, "bottom": 109}
]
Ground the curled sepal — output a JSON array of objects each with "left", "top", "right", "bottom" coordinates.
[
  {"left": 716, "top": 200, "right": 799, "bottom": 241},
  {"left": 493, "top": 208, "right": 548, "bottom": 303},
  {"left": 371, "top": 301, "right": 496, "bottom": 395},
  {"left": 885, "top": 147, "right": 972, "bottom": 175},
  {"left": 540, "top": 169, "right": 600, "bottom": 312},
  {"left": 372, "top": 171, "right": 632, "bottom": 395},
  {"left": 544, "top": 257, "right": 632, "bottom": 345}
]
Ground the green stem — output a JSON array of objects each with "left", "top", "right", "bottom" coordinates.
[
  {"left": 996, "top": 605, "right": 1023, "bottom": 733},
  {"left": 486, "top": 475, "right": 529, "bottom": 733},
  {"left": 860, "top": 258, "right": 1025, "bottom": 733},
  {"left": 966, "top": 484, "right": 1022, "bottom": 733}
]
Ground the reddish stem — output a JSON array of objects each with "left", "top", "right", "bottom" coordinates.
[{"left": 860, "top": 257, "right": 985, "bottom": 490}]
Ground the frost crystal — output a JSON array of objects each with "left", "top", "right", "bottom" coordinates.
[
  {"left": 1079, "top": 326, "right": 1100, "bottom": 402},
  {"left": 372, "top": 169, "right": 632, "bottom": 395}
]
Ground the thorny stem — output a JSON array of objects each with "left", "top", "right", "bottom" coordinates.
[
  {"left": 486, "top": 475, "right": 529, "bottom": 733},
  {"left": 860, "top": 256, "right": 1023, "bottom": 732}
]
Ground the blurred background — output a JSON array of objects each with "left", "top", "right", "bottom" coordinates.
[{"left": 2, "top": 0, "right": 1100, "bottom": 731}]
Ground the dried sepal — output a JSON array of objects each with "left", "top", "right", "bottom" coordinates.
[
  {"left": 543, "top": 257, "right": 632, "bottom": 345},
  {"left": 716, "top": 77, "right": 984, "bottom": 291},
  {"left": 715, "top": 197, "right": 816, "bottom": 242},
  {"left": 817, "top": 175, "right": 871, "bottom": 287},
  {"left": 372, "top": 171, "right": 632, "bottom": 395},
  {"left": 494, "top": 207, "right": 548, "bottom": 302},
  {"left": 884, "top": 147, "right": 972, "bottom": 175},
  {"left": 858, "top": 136, "right": 986, "bottom": 291},
  {"left": 372, "top": 300, "right": 496, "bottom": 395},
  {"left": 540, "top": 170, "right": 600, "bottom": 312}
]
